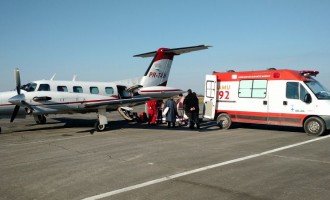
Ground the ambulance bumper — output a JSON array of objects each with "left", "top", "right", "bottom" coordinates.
[{"left": 320, "top": 115, "right": 330, "bottom": 130}]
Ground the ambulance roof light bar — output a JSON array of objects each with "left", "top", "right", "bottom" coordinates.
[{"left": 300, "top": 70, "right": 319, "bottom": 77}]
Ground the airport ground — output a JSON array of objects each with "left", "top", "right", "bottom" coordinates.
[{"left": 1, "top": 105, "right": 330, "bottom": 200}]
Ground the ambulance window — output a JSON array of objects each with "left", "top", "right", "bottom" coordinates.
[
  {"left": 57, "top": 86, "right": 68, "bottom": 92},
  {"left": 105, "top": 87, "right": 114, "bottom": 94},
  {"left": 239, "top": 80, "right": 253, "bottom": 97},
  {"left": 73, "top": 86, "right": 83, "bottom": 93},
  {"left": 252, "top": 80, "right": 267, "bottom": 98},
  {"left": 239, "top": 80, "right": 267, "bottom": 98},
  {"left": 299, "top": 84, "right": 308, "bottom": 101},
  {"left": 90, "top": 87, "right": 99, "bottom": 94},
  {"left": 206, "top": 81, "right": 215, "bottom": 98},
  {"left": 38, "top": 84, "right": 50, "bottom": 91},
  {"left": 286, "top": 82, "right": 299, "bottom": 99}
]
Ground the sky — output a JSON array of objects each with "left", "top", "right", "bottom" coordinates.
[{"left": 1, "top": 0, "right": 330, "bottom": 94}]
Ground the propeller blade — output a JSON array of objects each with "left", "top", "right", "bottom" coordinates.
[
  {"left": 15, "top": 68, "right": 21, "bottom": 95},
  {"left": 10, "top": 105, "right": 20, "bottom": 122}
]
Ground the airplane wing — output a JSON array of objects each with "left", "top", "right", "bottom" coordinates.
[
  {"left": 84, "top": 97, "right": 150, "bottom": 108},
  {"left": 133, "top": 44, "right": 211, "bottom": 58}
]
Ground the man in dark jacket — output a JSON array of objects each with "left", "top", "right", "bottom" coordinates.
[
  {"left": 183, "top": 89, "right": 200, "bottom": 129},
  {"left": 165, "top": 98, "right": 177, "bottom": 128}
]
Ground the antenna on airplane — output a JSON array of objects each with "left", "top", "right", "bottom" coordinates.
[
  {"left": 50, "top": 73, "right": 56, "bottom": 80},
  {"left": 72, "top": 75, "right": 77, "bottom": 81}
]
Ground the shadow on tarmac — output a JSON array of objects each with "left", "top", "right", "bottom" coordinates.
[{"left": 6, "top": 117, "right": 328, "bottom": 136}]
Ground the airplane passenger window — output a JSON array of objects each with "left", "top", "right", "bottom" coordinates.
[
  {"left": 73, "top": 86, "right": 83, "bottom": 93},
  {"left": 105, "top": 87, "right": 114, "bottom": 94},
  {"left": 57, "top": 86, "right": 68, "bottom": 92},
  {"left": 38, "top": 84, "right": 50, "bottom": 91},
  {"left": 90, "top": 87, "right": 99, "bottom": 94}
]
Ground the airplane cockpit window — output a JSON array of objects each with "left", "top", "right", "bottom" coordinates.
[
  {"left": 90, "top": 87, "right": 99, "bottom": 94},
  {"left": 38, "top": 84, "right": 50, "bottom": 91},
  {"left": 73, "top": 86, "right": 83, "bottom": 93},
  {"left": 20, "top": 82, "right": 37, "bottom": 92},
  {"left": 57, "top": 86, "right": 68, "bottom": 92},
  {"left": 105, "top": 87, "right": 114, "bottom": 94}
]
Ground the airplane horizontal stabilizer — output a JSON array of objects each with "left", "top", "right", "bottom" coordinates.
[{"left": 133, "top": 45, "right": 211, "bottom": 58}]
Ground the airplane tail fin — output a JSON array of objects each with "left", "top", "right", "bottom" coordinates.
[{"left": 134, "top": 45, "right": 210, "bottom": 87}]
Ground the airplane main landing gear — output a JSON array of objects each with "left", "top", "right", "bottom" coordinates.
[{"left": 34, "top": 115, "right": 47, "bottom": 124}]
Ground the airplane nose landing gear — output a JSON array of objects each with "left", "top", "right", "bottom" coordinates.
[
  {"left": 95, "top": 108, "right": 108, "bottom": 132},
  {"left": 94, "top": 121, "right": 106, "bottom": 132}
]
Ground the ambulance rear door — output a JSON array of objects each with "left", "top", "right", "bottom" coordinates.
[{"left": 203, "top": 74, "right": 217, "bottom": 119}]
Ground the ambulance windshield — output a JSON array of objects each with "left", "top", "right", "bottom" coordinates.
[{"left": 305, "top": 78, "right": 330, "bottom": 100}]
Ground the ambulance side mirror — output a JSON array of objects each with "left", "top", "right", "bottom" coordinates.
[{"left": 304, "top": 93, "right": 312, "bottom": 104}]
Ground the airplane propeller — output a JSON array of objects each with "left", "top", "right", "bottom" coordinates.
[
  {"left": 15, "top": 68, "right": 21, "bottom": 95},
  {"left": 9, "top": 68, "right": 31, "bottom": 122}
]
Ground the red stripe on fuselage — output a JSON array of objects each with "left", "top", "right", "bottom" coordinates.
[{"left": 0, "top": 103, "right": 14, "bottom": 107}]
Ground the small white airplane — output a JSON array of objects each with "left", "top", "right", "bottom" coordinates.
[{"left": 0, "top": 45, "right": 210, "bottom": 132}]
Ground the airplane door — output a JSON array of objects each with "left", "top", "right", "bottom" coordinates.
[
  {"left": 117, "top": 85, "right": 131, "bottom": 99},
  {"left": 203, "top": 75, "right": 217, "bottom": 119}
]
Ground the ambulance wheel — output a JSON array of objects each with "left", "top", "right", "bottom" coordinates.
[
  {"left": 95, "top": 121, "right": 106, "bottom": 132},
  {"left": 304, "top": 117, "right": 325, "bottom": 136},
  {"left": 217, "top": 113, "right": 232, "bottom": 129}
]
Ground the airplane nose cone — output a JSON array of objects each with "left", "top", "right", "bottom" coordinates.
[{"left": 8, "top": 94, "right": 25, "bottom": 105}]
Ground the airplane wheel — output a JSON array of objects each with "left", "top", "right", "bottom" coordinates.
[
  {"left": 95, "top": 121, "right": 106, "bottom": 132},
  {"left": 36, "top": 115, "right": 47, "bottom": 124},
  {"left": 304, "top": 117, "right": 325, "bottom": 136},
  {"left": 217, "top": 113, "right": 231, "bottom": 129}
]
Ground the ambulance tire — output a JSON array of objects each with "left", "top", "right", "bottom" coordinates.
[
  {"left": 304, "top": 117, "right": 325, "bottom": 136},
  {"left": 217, "top": 113, "right": 232, "bottom": 129}
]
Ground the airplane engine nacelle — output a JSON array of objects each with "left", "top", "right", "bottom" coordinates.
[
  {"left": 137, "top": 86, "right": 184, "bottom": 99},
  {"left": 117, "top": 107, "right": 134, "bottom": 121}
]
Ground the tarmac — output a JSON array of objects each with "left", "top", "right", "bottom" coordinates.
[{"left": 1, "top": 106, "right": 330, "bottom": 200}]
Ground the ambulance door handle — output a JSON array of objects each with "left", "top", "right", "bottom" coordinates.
[
  {"left": 263, "top": 101, "right": 267, "bottom": 105},
  {"left": 283, "top": 101, "right": 288, "bottom": 105}
]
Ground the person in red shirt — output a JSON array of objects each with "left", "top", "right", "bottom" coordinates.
[{"left": 147, "top": 99, "right": 158, "bottom": 124}]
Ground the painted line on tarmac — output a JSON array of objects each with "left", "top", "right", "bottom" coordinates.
[{"left": 82, "top": 134, "right": 330, "bottom": 200}]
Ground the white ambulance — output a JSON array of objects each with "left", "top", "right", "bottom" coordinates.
[{"left": 203, "top": 68, "right": 330, "bottom": 136}]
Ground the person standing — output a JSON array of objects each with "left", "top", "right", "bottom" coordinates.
[
  {"left": 164, "top": 98, "right": 177, "bottom": 128},
  {"left": 156, "top": 100, "right": 164, "bottom": 124},
  {"left": 146, "top": 99, "right": 157, "bottom": 124},
  {"left": 183, "top": 89, "right": 200, "bottom": 129},
  {"left": 176, "top": 93, "right": 185, "bottom": 119}
]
